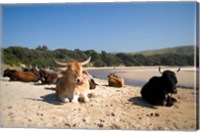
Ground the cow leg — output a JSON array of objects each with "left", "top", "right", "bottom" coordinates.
[
  {"left": 71, "top": 94, "right": 79, "bottom": 103},
  {"left": 171, "top": 97, "right": 177, "bottom": 102},
  {"left": 83, "top": 93, "right": 90, "bottom": 102},
  {"left": 58, "top": 95, "right": 69, "bottom": 103},
  {"left": 166, "top": 95, "right": 174, "bottom": 106},
  {"left": 159, "top": 100, "right": 167, "bottom": 106}
]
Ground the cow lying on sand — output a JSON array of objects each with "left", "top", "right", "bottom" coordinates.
[
  {"left": 39, "top": 69, "right": 62, "bottom": 84},
  {"left": 140, "top": 67, "right": 180, "bottom": 106},
  {"left": 3, "top": 68, "right": 40, "bottom": 82},
  {"left": 108, "top": 73, "right": 124, "bottom": 87},
  {"left": 82, "top": 70, "right": 98, "bottom": 89},
  {"left": 54, "top": 57, "right": 92, "bottom": 103}
]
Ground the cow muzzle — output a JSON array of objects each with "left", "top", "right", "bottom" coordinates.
[{"left": 76, "top": 77, "right": 83, "bottom": 85}]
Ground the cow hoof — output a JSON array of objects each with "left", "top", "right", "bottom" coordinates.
[
  {"left": 166, "top": 103, "right": 173, "bottom": 107},
  {"left": 71, "top": 99, "right": 79, "bottom": 103},
  {"left": 160, "top": 100, "right": 167, "bottom": 106},
  {"left": 84, "top": 98, "right": 90, "bottom": 103}
]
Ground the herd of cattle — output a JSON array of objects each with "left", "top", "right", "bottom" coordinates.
[{"left": 2, "top": 56, "right": 180, "bottom": 106}]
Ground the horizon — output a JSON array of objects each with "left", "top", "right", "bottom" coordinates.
[{"left": 1, "top": 2, "right": 197, "bottom": 52}]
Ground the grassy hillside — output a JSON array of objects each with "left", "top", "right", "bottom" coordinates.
[{"left": 130, "top": 45, "right": 195, "bottom": 56}]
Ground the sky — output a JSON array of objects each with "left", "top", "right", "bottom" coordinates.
[{"left": 1, "top": 2, "right": 197, "bottom": 52}]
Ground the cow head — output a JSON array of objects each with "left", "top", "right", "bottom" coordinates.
[
  {"left": 3, "top": 68, "right": 14, "bottom": 77},
  {"left": 107, "top": 73, "right": 118, "bottom": 79},
  {"left": 39, "top": 69, "right": 47, "bottom": 83},
  {"left": 54, "top": 57, "right": 91, "bottom": 85},
  {"left": 30, "top": 66, "right": 40, "bottom": 77},
  {"left": 158, "top": 67, "right": 180, "bottom": 94}
]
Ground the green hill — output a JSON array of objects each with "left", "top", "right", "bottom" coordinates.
[
  {"left": 2, "top": 45, "right": 197, "bottom": 67},
  {"left": 130, "top": 45, "right": 195, "bottom": 56}
]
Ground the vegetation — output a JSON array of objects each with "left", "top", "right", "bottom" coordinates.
[
  {"left": 130, "top": 45, "right": 195, "bottom": 56},
  {"left": 1, "top": 45, "right": 198, "bottom": 68}
]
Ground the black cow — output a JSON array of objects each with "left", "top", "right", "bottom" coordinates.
[{"left": 140, "top": 67, "right": 180, "bottom": 106}]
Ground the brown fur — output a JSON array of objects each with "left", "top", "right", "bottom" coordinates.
[
  {"left": 82, "top": 70, "right": 98, "bottom": 89},
  {"left": 39, "top": 69, "right": 60, "bottom": 84},
  {"left": 3, "top": 68, "right": 39, "bottom": 82},
  {"left": 108, "top": 73, "right": 124, "bottom": 87},
  {"left": 55, "top": 58, "right": 91, "bottom": 103}
]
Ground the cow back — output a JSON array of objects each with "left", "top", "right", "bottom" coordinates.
[{"left": 108, "top": 74, "right": 124, "bottom": 87}]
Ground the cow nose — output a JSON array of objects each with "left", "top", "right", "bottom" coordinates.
[{"left": 76, "top": 77, "right": 83, "bottom": 84}]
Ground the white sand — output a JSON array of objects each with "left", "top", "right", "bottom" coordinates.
[{"left": 0, "top": 77, "right": 197, "bottom": 130}]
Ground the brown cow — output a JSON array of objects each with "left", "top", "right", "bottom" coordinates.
[
  {"left": 108, "top": 73, "right": 124, "bottom": 87},
  {"left": 3, "top": 68, "right": 40, "bottom": 82},
  {"left": 39, "top": 69, "right": 62, "bottom": 84},
  {"left": 82, "top": 70, "right": 98, "bottom": 89},
  {"left": 54, "top": 57, "right": 92, "bottom": 103}
]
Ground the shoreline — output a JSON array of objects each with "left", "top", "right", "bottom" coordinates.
[
  {"left": 87, "top": 66, "right": 198, "bottom": 89},
  {"left": 85, "top": 66, "right": 197, "bottom": 71}
]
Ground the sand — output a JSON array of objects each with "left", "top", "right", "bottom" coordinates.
[{"left": 0, "top": 67, "right": 198, "bottom": 130}]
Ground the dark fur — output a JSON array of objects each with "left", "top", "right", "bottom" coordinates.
[
  {"left": 22, "top": 67, "right": 40, "bottom": 78},
  {"left": 140, "top": 70, "right": 178, "bottom": 106},
  {"left": 39, "top": 69, "right": 60, "bottom": 84}
]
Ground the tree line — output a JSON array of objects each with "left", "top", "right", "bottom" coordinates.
[{"left": 1, "top": 45, "right": 198, "bottom": 68}]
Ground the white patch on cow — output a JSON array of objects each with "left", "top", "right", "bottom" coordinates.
[
  {"left": 83, "top": 93, "right": 90, "bottom": 102},
  {"left": 57, "top": 73, "right": 63, "bottom": 78},
  {"left": 71, "top": 94, "right": 79, "bottom": 103}
]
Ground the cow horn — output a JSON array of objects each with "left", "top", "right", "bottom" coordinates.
[
  {"left": 81, "top": 56, "right": 91, "bottom": 66},
  {"left": 177, "top": 67, "right": 181, "bottom": 72},
  {"left": 20, "top": 63, "right": 26, "bottom": 68},
  {"left": 35, "top": 65, "right": 39, "bottom": 71},
  {"left": 54, "top": 59, "right": 68, "bottom": 67},
  {"left": 158, "top": 66, "right": 163, "bottom": 74}
]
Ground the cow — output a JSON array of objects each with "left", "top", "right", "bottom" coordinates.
[
  {"left": 20, "top": 63, "right": 29, "bottom": 72},
  {"left": 54, "top": 57, "right": 92, "bottom": 103},
  {"left": 140, "top": 67, "right": 180, "bottom": 106},
  {"left": 3, "top": 68, "right": 40, "bottom": 82},
  {"left": 108, "top": 73, "right": 124, "bottom": 87},
  {"left": 82, "top": 70, "right": 98, "bottom": 89},
  {"left": 20, "top": 64, "right": 40, "bottom": 77},
  {"left": 39, "top": 69, "right": 62, "bottom": 84}
]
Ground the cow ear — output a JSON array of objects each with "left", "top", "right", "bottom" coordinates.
[
  {"left": 81, "top": 56, "right": 91, "bottom": 66},
  {"left": 177, "top": 67, "right": 181, "bottom": 72},
  {"left": 54, "top": 59, "right": 69, "bottom": 67}
]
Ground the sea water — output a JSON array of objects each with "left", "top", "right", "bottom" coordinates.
[{"left": 88, "top": 69, "right": 195, "bottom": 88}]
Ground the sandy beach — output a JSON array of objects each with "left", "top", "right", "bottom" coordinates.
[{"left": 0, "top": 67, "right": 198, "bottom": 130}]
